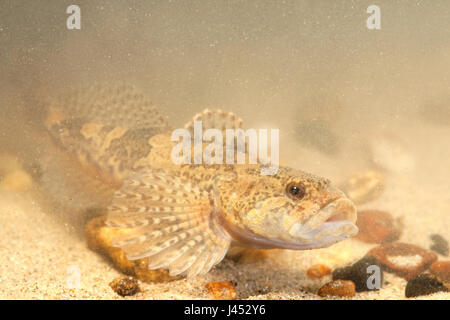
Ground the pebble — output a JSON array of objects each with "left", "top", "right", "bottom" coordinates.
[
  {"left": 332, "top": 256, "right": 383, "bottom": 292},
  {"left": 368, "top": 242, "right": 438, "bottom": 280},
  {"left": 429, "top": 234, "right": 449, "bottom": 256},
  {"left": 205, "top": 281, "right": 237, "bottom": 300},
  {"left": 429, "top": 261, "right": 450, "bottom": 282},
  {"left": 405, "top": 274, "right": 448, "bottom": 298},
  {"left": 85, "top": 216, "right": 179, "bottom": 283},
  {"left": 109, "top": 276, "right": 140, "bottom": 297},
  {"left": 318, "top": 280, "right": 356, "bottom": 298},
  {"left": 355, "top": 210, "right": 401, "bottom": 244},
  {"left": 341, "top": 170, "right": 384, "bottom": 205},
  {"left": 306, "top": 264, "right": 332, "bottom": 279}
]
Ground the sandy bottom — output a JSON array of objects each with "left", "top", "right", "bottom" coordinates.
[{"left": 0, "top": 122, "right": 448, "bottom": 300}]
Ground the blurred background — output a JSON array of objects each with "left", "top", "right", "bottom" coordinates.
[{"left": 1, "top": 0, "right": 450, "bottom": 177}]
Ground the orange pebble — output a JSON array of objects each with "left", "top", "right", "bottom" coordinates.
[
  {"left": 205, "top": 281, "right": 237, "bottom": 300},
  {"left": 318, "top": 280, "right": 356, "bottom": 298},
  {"left": 430, "top": 261, "right": 450, "bottom": 282},
  {"left": 306, "top": 264, "right": 332, "bottom": 278}
]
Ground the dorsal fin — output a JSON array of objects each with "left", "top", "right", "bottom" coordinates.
[
  {"left": 38, "top": 84, "right": 173, "bottom": 209},
  {"left": 184, "top": 109, "right": 243, "bottom": 134},
  {"left": 42, "top": 84, "right": 172, "bottom": 182},
  {"left": 181, "top": 109, "right": 248, "bottom": 161},
  {"left": 182, "top": 109, "right": 278, "bottom": 173},
  {"left": 45, "top": 83, "right": 170, "bottom": 130}
]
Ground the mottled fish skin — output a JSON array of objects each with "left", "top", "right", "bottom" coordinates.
[
  {"left": 40, "top": 84, "right": 171, "bottom": 210},
  {"left": 40, "top": 84, "right": 358, "bottom": 277}
]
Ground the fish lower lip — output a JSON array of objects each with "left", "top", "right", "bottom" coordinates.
[
  {"left": 288, "top": 197, "right": 358, "bottom": 241},
  {"left": 289, "top": 220, "right": 359, "bottom": 241},
  {"left": 304, "top": 221, "right": 358, "bottom": 239}
]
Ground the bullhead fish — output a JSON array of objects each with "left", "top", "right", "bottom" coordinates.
[{"left": 38, "top": 83, "right": 358, "bottom": 277}]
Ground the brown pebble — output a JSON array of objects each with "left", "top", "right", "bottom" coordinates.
[
  {"left": 429, "top": 261, "right": 450, "bottom": 282},
  {"left": 109, "top": 276, "right": 140, "bottom": 296},
  {"left": 318, "top": 280, "right": 356, "bottom": 298},
  {"left": 355, "top": 210, "right": 401, "bottom": 244},
  {"left": 85, "top": 216, "right": 179, "bottom": 283},
  {"left": 368, "top": 242, "right": 438, "bottom": 280},
  {"left": 306, "top": 264, "right": 331, "bottom": 279},
  {"left": 205, "top": 281, "right": 237, "bottom": 300}
]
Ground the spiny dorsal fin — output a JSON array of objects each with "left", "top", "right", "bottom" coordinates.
[
  {"left": 184, "top": 109, "right": 243, "bottom": 134},
  {"left": 182, "top": 109, "right": 253, "bottom": 164},
  {"left": 106, "top": 168, "right": 231, "bottom": 277}
]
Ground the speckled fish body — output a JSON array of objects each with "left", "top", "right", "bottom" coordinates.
[{"left": 41, "top": 84, "right": 358, "bottom": 277}]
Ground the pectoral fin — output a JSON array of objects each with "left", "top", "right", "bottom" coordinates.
[{"left": 106, "top": 169, "right": 231, "bottom": 277}]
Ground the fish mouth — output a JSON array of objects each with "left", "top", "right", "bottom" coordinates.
[
  {"left": 218, "top": 197, "right": 358, "bottom": 250},
  {"left": 286, "top": 197, "right": 358, "bottom": 249}
]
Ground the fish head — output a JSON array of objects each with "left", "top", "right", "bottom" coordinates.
[{"left": 214, "top": 166, "right": 358, "bottom": 250}]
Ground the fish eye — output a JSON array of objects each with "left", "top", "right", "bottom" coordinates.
[{"left": 286, "top": 182, "right": 306, "bottom": 200}]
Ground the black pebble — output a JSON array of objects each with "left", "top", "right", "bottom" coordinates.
[
  {"left": 405, "top": 274, "right": 447, "bottom": 298},
  {"left": 430, "top": 234, "right": 449, "bottom": 256},
  {"left": 332, "top": 256, "right": 383, "bottom": 292}
]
